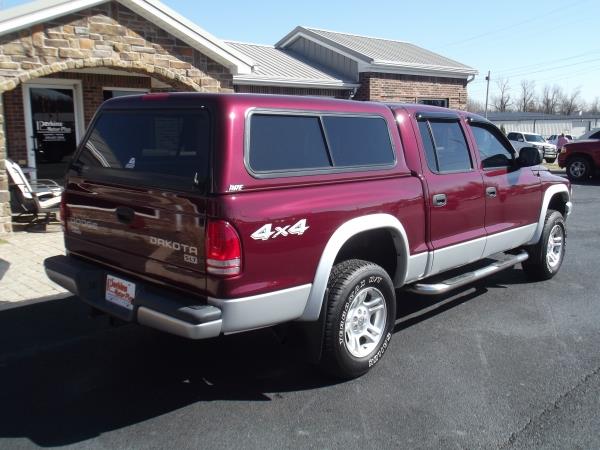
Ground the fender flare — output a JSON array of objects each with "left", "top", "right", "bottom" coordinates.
[
  {"left": 526, "top": 184, "right": 571, "bottom": 245},
  {"left": 298, "top": 213, "right": 410, "bottom": 322}
]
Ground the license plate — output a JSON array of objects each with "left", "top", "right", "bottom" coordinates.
[{"left": 105, "top": 274, "right": 136, "bottom": 310}]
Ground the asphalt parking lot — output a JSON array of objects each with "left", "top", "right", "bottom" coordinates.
[{"left": 0, "top": 180, "right": 599, "bottom": 450}]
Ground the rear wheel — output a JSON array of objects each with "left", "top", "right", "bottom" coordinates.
[
  {"left": 320, "top": 259, "right": 396, "bottom": 379},
  {"left": 545, "top": 157, "right": 556, "bottom": 164},
  {"left": 566, "top": 157, "right": 591, "bottom": 181},
  {"left": 522, "top": 210, "right": 566, "bottom": 281}
]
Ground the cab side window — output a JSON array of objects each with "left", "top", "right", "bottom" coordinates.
[
  {"left": 470, "top": 123, "right": 515, "bottom": 169},
  {"left": 417, "top": 119, "right": 472, "bottom": 173}
]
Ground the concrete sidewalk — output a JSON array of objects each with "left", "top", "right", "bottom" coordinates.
[{"left": 0, "top": 226, "right": 67, "bottom": 302}]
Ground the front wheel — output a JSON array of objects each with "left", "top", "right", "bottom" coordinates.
[
  {"left": 320, "top": 259, "right": 396, "bottom": 379},
  {"left": 522, "top": 210, "right": 566, "bottom": 281},
  {"left": 566, "top": 157, "right": 591, "bottom": 181}
]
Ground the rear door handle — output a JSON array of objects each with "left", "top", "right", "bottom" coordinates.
[
  {"left": 432, "top": 193, "right": 447, "bottom": 207},
  {"left": 115, "top": 206, "right": 135, "bottom": 224},
  {"left": 486, "top": 187, "right": 497, "bottom": 198}
]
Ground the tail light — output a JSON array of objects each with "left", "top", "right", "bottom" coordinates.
[
  {"left": 59, "top": 195, "right": 69, "bottom": 231},
  {"left": 205, "top": 219, "right": 242, "bottom": 276}
]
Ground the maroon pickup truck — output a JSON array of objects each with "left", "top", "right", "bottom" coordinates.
[{"left": 45, "top": 93, "right": 572, "bottom": 379}]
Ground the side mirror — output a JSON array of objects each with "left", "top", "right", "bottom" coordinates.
[{"left": 517, "top": 146, "right": 542, "bottom": 167}]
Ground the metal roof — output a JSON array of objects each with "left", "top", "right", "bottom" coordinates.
[
  {"left": 225, "top": 41, "right": 358, "bottom": 89},
  {"left": 276, "top": 26, "right": 477, "bottom": 76}
]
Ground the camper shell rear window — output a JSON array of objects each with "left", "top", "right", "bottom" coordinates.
[{"left": 73, "top": 109, "right": 211, "bottom": 191}]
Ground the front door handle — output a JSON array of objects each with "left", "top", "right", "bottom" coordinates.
[
  {"left": 486, "top": 187, "right": 497, "bottom": 198},
  {"left": 432, "top": 193, "right": 447, "bottom": 207}
]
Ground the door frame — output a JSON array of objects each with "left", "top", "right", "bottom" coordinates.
[{"left": 22, "top": 78, "right": 85, "bottom": 180}]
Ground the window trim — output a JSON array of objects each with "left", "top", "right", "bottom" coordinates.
[
  {"left": 416, "top": 116, "right": 475, "bottom": 175},
  {"left": 244, "top": 108, "right": 397, "bottom": 179}
]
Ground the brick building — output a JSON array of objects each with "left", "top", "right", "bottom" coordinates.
[{"left": 0, "top": 0, "right": 476, "bottom": 234}]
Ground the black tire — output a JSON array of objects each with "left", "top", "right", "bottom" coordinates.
[
  {"left": 545, "top": 157, "right": 556, "bottom": 164},
  {"left": 320, "top": 259, "right": 396, "bottom": 379},
  {"left": 566, "top": 156, "right": 591, "bottom": 181},
  {"left": 522, "top": 210, "right": 566, "bottom": 281}
]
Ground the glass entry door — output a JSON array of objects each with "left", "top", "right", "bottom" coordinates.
[{"left": 27, "top": 86, "right": 78, "bottom": 181}]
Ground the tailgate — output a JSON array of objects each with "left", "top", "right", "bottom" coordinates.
[{"left": 64, "top": 104, "right": 211, "bottom": 293}]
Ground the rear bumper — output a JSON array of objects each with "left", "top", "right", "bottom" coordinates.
[{"left": 44, "top": 255, "right": 311, "bottom": 339}]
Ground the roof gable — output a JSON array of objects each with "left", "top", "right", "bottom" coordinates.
[
  {"left": 0, "top": 0, "right": 255, "bottom": 74},
  {"left": 277, "top": 26, "right": 477, "bottom": 78}
]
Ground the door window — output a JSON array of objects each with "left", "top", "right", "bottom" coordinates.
[
  {"left": 417, "top": 119, "right": 472, "bottom": 173},
  {"left": 470, "top": 123, "right": 515, "bottom": 168},
  {"left": 29, "top": 87, "right": 77, "bottom": 180}
]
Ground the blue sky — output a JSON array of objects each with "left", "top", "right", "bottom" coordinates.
[{"left": 3, "top": 0, "right": 599, "bottom": 106}]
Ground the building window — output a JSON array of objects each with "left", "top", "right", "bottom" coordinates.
[
  {"left": 417, "top": 99, "right": 448, "bottom": 108},
  {"left": 103, "top": 88, "right": 149, "bottom": 101}
]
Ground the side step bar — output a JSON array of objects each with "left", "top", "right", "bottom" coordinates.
[{"left": 407, "top": 250, "right": 529, "bottom": 295}]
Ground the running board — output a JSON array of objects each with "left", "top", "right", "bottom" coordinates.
[{"left": 407, "top": 250, "right": 529, "bottom": 295}]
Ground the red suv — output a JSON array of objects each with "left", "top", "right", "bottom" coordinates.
[{"left": 45, "top": 93, "right": 571, "bottom": 378}]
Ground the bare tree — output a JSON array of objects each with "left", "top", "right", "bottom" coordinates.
[
  {"left": 540, "top": 85, "right": 562, "bottom": 114},
  {"left": 492, "top": 78, "right": 511, "bottom": 112},
  {"left": 517, "top": 80, "right": 536, "bottom": 112},
  {"left": 559, "top": 88, "right": 581, "bottom": 115},
  {"left": 466, "top": 98, "right": 484, "bottom": 113},
  {"left": 586, "top": 97, "right": 600, "bottom": 114}
]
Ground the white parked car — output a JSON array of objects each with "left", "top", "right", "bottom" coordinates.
[
  {"left": 576, "top": 128, "right": 600, "bottom": 141},
  {"left": 507, "top": 131, "right": 558, "bottom": 163}
]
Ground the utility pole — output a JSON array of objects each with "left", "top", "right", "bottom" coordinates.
[{"left": 484, "top": 70, "right": 491, "bottom": 119}]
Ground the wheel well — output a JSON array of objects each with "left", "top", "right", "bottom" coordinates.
[
  {"left": 548, "top": 193, "right": 568, "bottom": 217},
  {"left": 566, "top": 153, "right": 593, "bottom": 166},
  {"left": 334, "top": 229, "right": 400, "bottom": 283}
]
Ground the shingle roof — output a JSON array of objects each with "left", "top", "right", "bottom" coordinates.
[
  {"left": 277, "top": 26, "right": 477, "bottom": 76},
  {"left": 225, "top": 41, "right": 358, "bottom": 88}
]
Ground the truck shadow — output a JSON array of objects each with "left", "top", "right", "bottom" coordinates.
[{"left": 0, "top": 266, "right": 528, "bottom": 447}]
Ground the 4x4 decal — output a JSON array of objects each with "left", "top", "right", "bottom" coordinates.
[{"left": 251, "top": 219, "right": 309, "bottom": 241}]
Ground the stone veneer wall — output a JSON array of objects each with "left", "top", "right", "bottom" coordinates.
[
  {"left": 0, "top": 1, "right": 235, "bottom": 234},
  {"left": 354, "top": 73, "right": 468, "bottom": 110}
]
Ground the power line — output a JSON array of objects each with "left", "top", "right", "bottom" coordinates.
[{"left": 435, "top": 0, "right": 590, "bottom": 50}]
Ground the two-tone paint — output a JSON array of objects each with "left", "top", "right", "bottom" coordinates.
[{"left": 57, "top": 93, "right": 571, "bottom": 336}]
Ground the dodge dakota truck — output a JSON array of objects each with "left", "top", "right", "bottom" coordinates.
[{"left": 44, "top": 93, "right": 572, "bottom": 379}]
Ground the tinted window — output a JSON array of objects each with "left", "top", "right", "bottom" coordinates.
[
  {"left": 470, "top": 123, "right": 514, "bottom": 168},
  {"left": 417, "top": 99, "right": 448, "bottom": 108},
  {"left": 417, "top": 120, "right": 471, "bottom": 172},
  {"left": 429, "top": 121, "right": 472, "bottom": 172},
  {"left": 507, "top": 132, "right": 518, "bottom": 140},
  {"left": 590, "top": 131, "right": 600, "bottom": 139},
  {"left": 249, "top": 115, "right": 330, "bottom": 172},
  {"left": 322, "top": 116, "right": 394, "bottom": 166},
  {"left": 524, "top": 134, "right": 544, "bottom": 142},
  {"left": 77, "top": 110, "right": 210, "bottom": 191}
]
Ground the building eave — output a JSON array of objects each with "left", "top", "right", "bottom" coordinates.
[
  {"left": 233, "top": 76, "right": 359, "bottom": 90},
  {"left": 363, "top": 61, "right": 478, "bottom": 79},
  {"left": 0, "top": 0, "right": 255, "bottom": 75}
]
